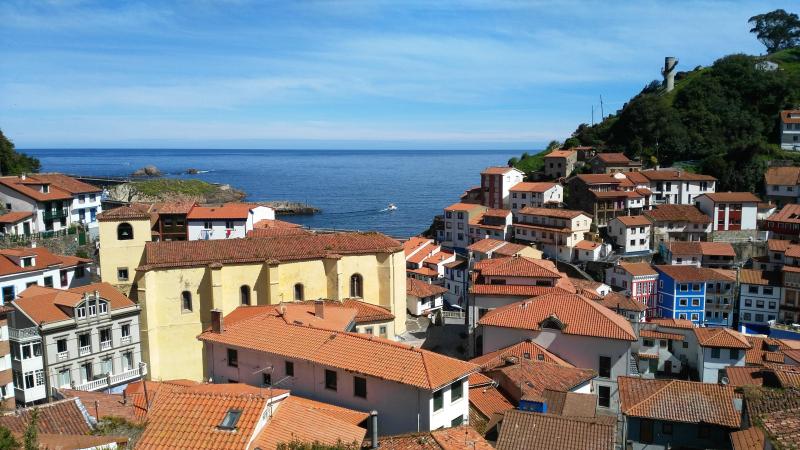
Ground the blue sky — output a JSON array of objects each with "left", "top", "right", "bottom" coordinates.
[{"left": 0, "top": 0, "right": 789, "bottom": 149}]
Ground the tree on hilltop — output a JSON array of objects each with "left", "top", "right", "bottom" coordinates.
[
  {"left": 749, "top": 9, "right": 800, "bottom": 53},
  {"left": 0, "top": 130, "right": 40, "bottom": 176}
]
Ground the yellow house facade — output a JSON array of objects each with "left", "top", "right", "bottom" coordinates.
[{"left": 98, "top": 211, "right": 407, "bottom": 381}]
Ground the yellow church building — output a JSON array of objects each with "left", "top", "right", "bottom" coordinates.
[{"left": 98, "top": 205, "right": 407, "bottom": 381}]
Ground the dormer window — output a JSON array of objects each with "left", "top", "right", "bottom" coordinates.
[
  {"left": 42, "top": 184, "right": 49, "bottom": 193},
  {"left": 20, "top": 257, "right": 34, "bottom": 268},
  {"left": 76, "top": 306, "right": 86, "bottom": 318},
  {"left": 218, "top": 409, "right": 242, "bottom": 430}
]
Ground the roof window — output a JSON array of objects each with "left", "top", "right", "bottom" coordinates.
[{"left": 218, "top": 409, "right": 242, "bottom": 430}]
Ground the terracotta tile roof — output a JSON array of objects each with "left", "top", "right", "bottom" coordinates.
[
  {"left": 186, "top": 203, "right": 255, "bottom": 220},
  {"left": 725, "top": 366, "right": 765, "bottom": 387},
  {"left": 469, "top": 284, "right": 570, "bottom": 297},
  {"left": 0, "top": 211, "right": 33, "bottom": 223},
  {"left": 742, "top": 386, "right": 800, "bottom": 428},
  {"left": 765, "top": 166, "right": 800, "bottom": 185},
  {"left": 614, "top": 215, "right": 651, "bottom": 227},
  {"left": 0, "top": 175, "right": 74, "bottom": 201},
  {"left": 648, "top": 318, "right": 696, "bottom": 329},
  {"left": 766, "top": 203, "right": 800, "bottom": 225},
  {"left": 574, "top": 240, "right": 601, "bottom": 250},
  {"left": 251, "top": 395, "right": 367, "bottom": 450},
  {"left": 151, "top": 201, "right": 196, "bottom": 214},
  {"left": 509, "top": 182, "right": 557, "bottom": 192},
  {"left": 469, "top": 384, "right": 514, "bottom": 418},
  {"left": 13, "top": 282, "right": 136, "bottom": 325},
  {"left": 575, "top": 173, "right": 624, "bottom": 185},
  {"left": 618, "top": 377, "right": 740, "bottom": 428},
  {"left": 768, "top": 239, "right": 793, "bottom": 252},
  {"left": 377, "top": 426, "right": 493, "bottom": 450},
  {"left": 29, "top": 173, "right": 101, "bottom": 194},
  {"left": 490, "top": 360, "right": 595, "bottom": 400},
  {"left": 745, "top": 336, "right": 791, "bottom": 365},
  {"left": 468, "top": 372, "right": 494, "bottom": 386},
  {"left": 640, "top": 329, "right": 685, "bottom": 341},
  {"left": 37, "top": 434, "right": 128, "bottom": 449},
  {"left": 655, "top": 265, "right": 733, "bottom": 282},
  {"left": 644, "top": 204, "right": 712, "bottom": 223},
  {"left": 198, "top": 314, "right": 477, "bottom": 391},
  {"left": 136, "top": 385, "right": 279, "bottom": 450},
  {"left": 545, "top": 150, "right": 577, "bottom": 158},
  {"left": 760, "top": 407, "right": 800, "bottom": 449},
  {"left": 140, "top": 232, "right": 402, "bottom": 270},
  {"left": 597, "top": 291, "right": 646, "bottom": 312},
  {"left": 693, "top": 327, "right": 751, "bottom": 349},
  {"left": 467, "top": 238, "right": 507, "bottom": 254},
  {"left": 407, "top": 243, "right": 439, "bottom": 264},
  {"left": 698, "top": 192, "right": 761, "bottom": 203},
  {"left": 341, "top": 298, "right": 394, "bottom": 323},
  {"left": 496, "top": 410, "right": 615, "bottom": 450},
  {"left": 60, "top": 389, "right": 140, "bottom": 423},
  {"left": 403, "top": 236, "right": 433, "bottom": 256},
  {"left": 0, "top": 246, "right": 90, "bottom": 278},
  {"left": 408, "top": 266, "right": 439, "bottom": 277},
  {"left": 482, "top": 166, "right": 518, "bottom": 175},
  {"left": 666, "top": 241, "right": 736, "bottom": 258},
  {"left": 0, "top": 397, "right": 92, "bottom": 435},
  {"left": 473, "top": 256, "right": 561, "bottom": 278},
  {"left": 739, "top": 269, "right": 781, "bottom": 286},
  {"left": 247, "top": 226, "right": 311, "bottom": 238},
  {"left": 781, "top": 110, "right": 800, "bottom": 124},
  {"left": 407, "top": 278, "right": 448, "bottom": 298},
  {"left": 638, "top": 169, "right": 716, "bottom": 181},
  {"left": 444, "top": 202, "right": 486, "bottom": 212},
  {"left": 617, "top": 261, "right": 658, "bottom": 277},
  {"left": 477, "top": 294, "right": 637, "bottom": 341},
  {"left": 590, "top": 190, "right": 644, "bottom": 199},
  {"left": 517, "top": 206, "right": 588, "bottom": 219},
  {"left": 97, "top": 203, "right": 154, "bottom": 222},
  {"left": 595, "top": 152, "right": 633, "bottom": 164},
  {"left": 493, "top": 242, "right": 530, "bottom": 257},
  {"left": 469, "top": 340, "right": 573, "bottom": 370},
  {"left": 422, "top": 251, "right": 454, "bottom": 265},
  {"left": 536, "top": 389, "right": 600, "bottom": 418},
  {"left": 231, "top": 302, "right": 358, "bottom": 331},
  {"left": 781, "top": 339, "right": 800, "bottom": 350},
  {"left": 784, "top": 349, "right": 800, "bottom": 364},
  {"left": 730, "top": 427, "right": 765, "bottom": 450}
]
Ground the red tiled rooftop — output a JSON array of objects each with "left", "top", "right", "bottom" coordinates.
[
  {"left": 495, "top": 410, "right": 615, "bottom": 450},
  {"left": 693, "top": 327, "right": 751, "bottom": 349},
  {"left": 407, "top": 278, "right": 448, "bottom": 299},
  {"left": 617, "top": 261, "right": 658, "bottom": 277},
  {"left": 482, "top": 166, "right": 519, "bottom": 175},
  {"left": 638, "top": 169, "right": 716, "bottom": 182},
  {"left": 765, "top": 166, "right": 800, "bottom": 186},
  {"left": 469, "top": 284, "right": 571, "bottom": 297},
  {"left": 186, "top": 203, "right": 256, "bottom": 220},
  {"left": 509, "top": 182, "right": 557, "bottom": 192},
  {"left": 655, "top": 265, "right": 735, "bottom": 282},
  {"left": 640, "top": 329, "right": 685, "bottom": 341},
  {"left": 473, "top": 256, "right": 562, "bottom": 279},
  {"left": 478, "top": 294, "right": 636, "bottom": 341},
  {"left": 518, "top": 206, "right": 588, "bottom": 219},
  {"left": 469, "top": 340, "right": 573, "bottom": 370},
  {"left": 0, "top": 246, "right": 90, "bottom": 278},
  {"left": 0, "top": 211, "right": 33, "bottom": 223},
  {"left": 648, "top": 318, "right": 696, "bottom": 329},
  {"left": 342, "top": 298, "right": 394, "bottom": 323},
  {"left": 545, "top": 150, "right": 576, "bottom": 158},
  {"left": 614, "top": 215, "right": 651, "bottom": 227},
  {"left": 698, "top": 192, "right": 761, "bottom": 203},
  {"left": 13, "top": 282, "right": 136, "bottom": 325},
  {"left": 644, "top": 204, "right": 712, "bottom": 223},
  {"left": 766, "top": 204, "right": 800, "bottom": 224}
]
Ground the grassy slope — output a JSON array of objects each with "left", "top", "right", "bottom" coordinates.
[{"left": 130, "top": 179, "right": 218, "bottom": 198}]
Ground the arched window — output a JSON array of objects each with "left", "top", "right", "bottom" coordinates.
[
  {"left": 117, "top": 223, "right": 134, "bottom": 240},
  {"left": 181, "top": 291, "right": 193, "bottom": 312},
  {"left": 349, "top": 274, "right": 363, "bottom": 298},
  {"left": 294, "top": 283, "right": 304, "bottom": 301},
  {"left": 240, "top": 285, "right": 251, "bottom": 306}
]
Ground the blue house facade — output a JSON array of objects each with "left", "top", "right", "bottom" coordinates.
[{"left": 654, "top": 266, "right": 710, "bottom": 324}]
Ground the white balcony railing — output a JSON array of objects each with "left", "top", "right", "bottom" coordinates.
[
  {"left": 73, "top": 363, "right": 147, "bottom": 392},
  {"left": 121, "top": 336, "right": 131, "bottom": 345},
  {"left": 100, "top": 340, "right": 112, "bottom": 351},
  {"left": 9, "top": 327, "right": 40, "bottom": 342},
  {"left": 57, "top": 351, "right": 68, "bottom": 361},
  {"left": 79, "top": 346, "right": 91, "bottom": 356}
]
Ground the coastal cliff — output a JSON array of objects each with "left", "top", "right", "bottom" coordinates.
[{"left": 107, "top": 179, "right": 246, "bottom": 204}]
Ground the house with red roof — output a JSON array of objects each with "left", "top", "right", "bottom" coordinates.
[
  {"left": 406, "top": 278, "right": 448, "bottom": 316},
  {"left": 605, "top": 262, "right": 659, "bottom": 318},
  {"left": 764, "top": 166, "right": 800, "bottom": 206},
  {"left": 0, "top": 211, "right": 34, "bottom": 237},
  {"left": 763, "top": 203, "right": 800, "bottom": 240},
  {"left": 437, "top": 202, "right": 487, "bottom": 252},
  {"left": 0, "top": 174, "right": 102, "bottom": 234},
  {"left": 695, "top": 192, "right": 761, "bottom": 234},
  {"left": 480, "top": 166, "right": 525, "bottom": 209},
  {"left": 691, "top": 327, "right": 751, "bottom": 383},
  {"left": 607, "top": 215, "right": 652, "bottom": 255},
  {"left": 0, "top": 246, "right": 92, "bottom": 305},
  {"left": 187, "top": 203, "right": 275, "bottom": 240},
  {"left": 512, "top": 206, "right": 593, "bottom": 261},
  {"left": 660, "top": 240, "right": 736, "bottom": 268},
  {"left": 9, "top": 282, "right": 144, "bottom": 406},
  {"left": 627, "top": 169, "right": 716, "bottom": 206},
  {"left": 543, "top": 150, "right": 577, "bottom": 179},
  {"left": 738, "top": 269, "right": 782, "bottom": 334},
  {"left": 508, "top": 181, "right": 563, "bottom": 212},
  {"left": 199, "top": 307, "right": 478, "bottom": 434},
  {"left": 476, "top": 293, "right": 636, "bottom": 412},
  {"left": 468, "top": 208, "right": 513, "bottom": 242},
  {"left": 589, "top": 152, "right": 642, "bottom": 174},
  {"left": 781, "top": 109, "right": 800, "bottom": 151},
  {"left": 644, "top": 203, "right": 712, "bottom": 244}
]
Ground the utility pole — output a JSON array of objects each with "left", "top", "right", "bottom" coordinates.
[
  {"left": 600, "top": 95, "right": 605, "bottom": 120},
  {"left": 591, "top": 105, "right": 595, "bottom": 126}
]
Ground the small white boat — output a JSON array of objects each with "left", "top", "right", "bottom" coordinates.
[{"left": 386, "top": 203, "right": 397, "bottom": 211}]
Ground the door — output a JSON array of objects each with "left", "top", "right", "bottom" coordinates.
[
  {"left": 665, "top": 361, "right": 672, "bottom": 374},
  {"left": 23, "top": 222, "right": 30, "bottom": 236},
  {"left": 640, "top": 419, "right": 654, "bottom": 444}
]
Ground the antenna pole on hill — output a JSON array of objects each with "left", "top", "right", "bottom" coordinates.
[
  {"left": 591, "top": 105, "right": 595, "bottom": 126},
  {"left": 600, "top": 95, "right": 605, "bottom": 120}
]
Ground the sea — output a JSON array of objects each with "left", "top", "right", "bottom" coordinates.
[{"left": 26, "top": 148, "right": 521, "bottom": 238}]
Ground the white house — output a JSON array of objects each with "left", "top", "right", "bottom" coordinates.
[
  {"left": 199, "top": 308, "right": 477, "bottom": 434},
  {"left": 443, "top": 257, "right": 469, "bottom": 309},
  {"left": 477, "top": 293, "right": 636, "bottom": 412},
  {"left": 186, "top": 203, "right": 275, "bottom": 240},
  {"left": 635, "top": 328, "right": 685, "bottom": 377},
  {"left": 437, "top": 203, "right": 487, "bottom": 252},
  {"left": 468, "top": 209, "right": 513, "bottom": 242},
  {"left": 607, "top": 215, "right": 651, "bottom": 255},
  {"left": 574, "top": 240, "right": 610, "bottom": 262},
  {"left": 764, "top": 166, "right": 800, "bottom": 207},
  {"left": 643, "top": 204, "right": 712, "bottom": 245},
  {"left": 480, "top": 167, "right": 525, "bottom": 209},
  {"left": 512, "top": 207, "right": 592, "bottom": 261},
  {"left": 627, "top": 170, "right": 716, "bottom": 205},
  {"left": 605, "top": 262, "right": 658, "bottom": 318},
  {"left": 9, "top": 282, "right": 144, "bottom": 405},
  {"left": 781, "top": 110, "right": 800, "bottom": 151},
  {"left": 738, "top": 269, "right": 782, "bottom": 334},
  {"left": 694, "top": 192, "right": 760, "bottom": 232},
  {"left": 406, "top": 278, "right": 448, "bottom": 316},
  {"left": 0, "top": 212, "right": 34, "bottom": 237},
  {"left": 0, "top": 174, "right": 103, "bottom": 234},
  {"left": 690, "top": 327, "right": 749, "bottom": 384},
  {"left": 509, "top": 182, "right": 563, "bottom": 212},
  {"left": 0, "top": 247, "right": 92, "bottom": 306}
]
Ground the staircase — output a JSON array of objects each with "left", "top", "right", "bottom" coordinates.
[{"left": 629, "top": 354, "right": 639, "bottom": 376}]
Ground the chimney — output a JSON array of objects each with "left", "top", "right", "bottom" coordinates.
[
  {"left": 30, "top": 241, "right": 36, "bottom": 248},
  {"left": 211, "top": 309, "right": 224, "bottom": 333},
  {"left": 314, "top": 300, "right": 325, "bottom": 319},
  {"left": 368, "top": 410, "right": 379, "bottom": 449},
  {"left": 20, "top": 174, "right": 26, "bottom": 180}
]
